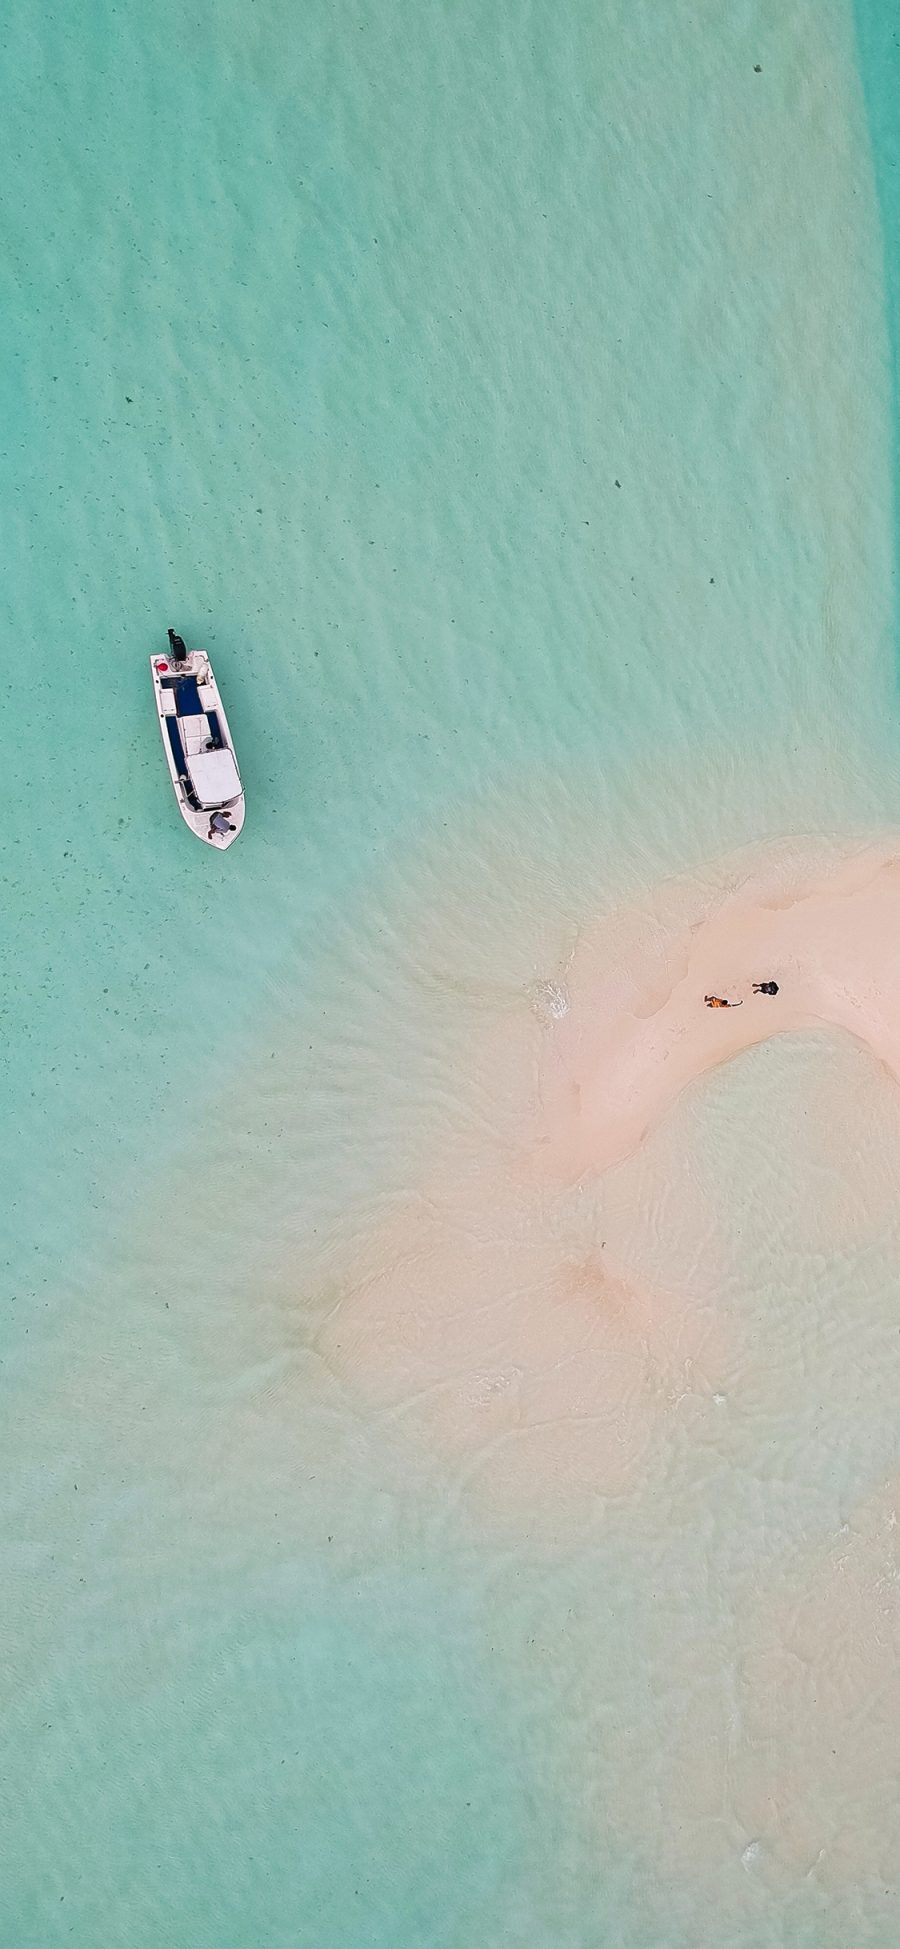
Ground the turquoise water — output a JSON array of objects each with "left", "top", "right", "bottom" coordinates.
[{"left": 4, "top": 0, "right": 900, "bottom": 1942}]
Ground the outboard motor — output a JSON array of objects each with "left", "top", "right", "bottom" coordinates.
[{"left": 167, "top": 628, "right": 189, "bottom": 664}]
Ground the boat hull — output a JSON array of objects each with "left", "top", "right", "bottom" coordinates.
[{"left": 150, "top": 647, "right": 245, "bottom": 848}]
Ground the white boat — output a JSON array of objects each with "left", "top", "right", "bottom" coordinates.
[{"left": 151, "top": 631, "right": 245, "bottom": 848}]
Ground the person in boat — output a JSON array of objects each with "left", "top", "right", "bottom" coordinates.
[
  {"left": 167, "top": 628, "right": 189, "bottom": 663},
  {"left": 208, "top": 810, "right": 235, "bottom": 839},
  {"left": 752, "top": 980, "right": 779, "bottom": 995},
  {"left": 704, "top": 994, "right": 743, "bottom": 1008}
]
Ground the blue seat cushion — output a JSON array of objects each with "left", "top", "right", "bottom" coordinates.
[
  {"left": 174, "top": 676, "right": 202, "bottom": 716},
  {"left": 166, "top": 716, "right": 187, "bottom": 774}
]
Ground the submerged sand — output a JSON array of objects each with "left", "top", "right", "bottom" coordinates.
[{"left": 305, "top": 835, "right": 900, "bottom": 1920}]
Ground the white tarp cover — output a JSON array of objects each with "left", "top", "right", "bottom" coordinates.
[{"left": 187, "top": 747, "right": 241, "bottom": 808}]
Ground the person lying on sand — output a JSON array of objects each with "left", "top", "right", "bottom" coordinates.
[
  {"left": 704, "top": 994, "right": 743, "bottom": 1008},
  {"left": 752, "top": 980, "right": 779, "bottom": 995}
]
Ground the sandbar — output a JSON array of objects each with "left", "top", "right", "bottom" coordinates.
[{"left": 538, "top": 840, "right": 900, "bottom": 1179}]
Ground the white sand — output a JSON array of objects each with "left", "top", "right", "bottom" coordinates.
[{"left": 538, "top": 841, "right": 900, "bottom": 1180}]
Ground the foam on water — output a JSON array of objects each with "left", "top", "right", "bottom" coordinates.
[{"left": 3, "top": 0, "right": 900, "bottom": 1943}]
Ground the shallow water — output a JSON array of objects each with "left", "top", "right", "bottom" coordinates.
[{"left": 3, "top": 0, "right": 900, "bottom": 1943}]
